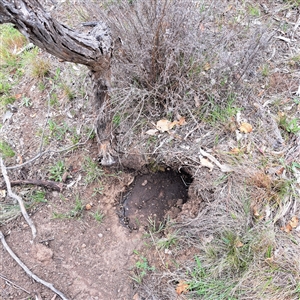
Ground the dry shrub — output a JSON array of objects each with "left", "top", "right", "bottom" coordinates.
[{"left": 82, "top": 0, "right": 272, "bottom": 113}]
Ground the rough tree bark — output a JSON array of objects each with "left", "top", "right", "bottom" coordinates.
[{"left": 0, "top": 0, "right": 116, "bottom": 165}]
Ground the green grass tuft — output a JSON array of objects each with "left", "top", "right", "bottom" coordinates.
[
  {"left": 83, "top": 156, "right": 104, "bottom": 184},
  {"left": 188, "top": 256, "right": 238, "bottom": 299},
  {"left": 49, "top": 161, "right": 66, "bottom": 182},
  {"left": 0, "top": 141, "right": 15, "bottom": 158}
]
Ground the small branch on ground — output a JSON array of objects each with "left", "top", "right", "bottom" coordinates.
[
  {"left": 8, "top": 179, "right": 63, "bottom": 192},
  {"left": 0, "top": 273, "right": 31, "bottom": 295},
  {"left": 0, "top": 230, "right": 69, "bottom": 300},
  {"left": 0, "top": 158, "right": 37, "bottom": 239}
]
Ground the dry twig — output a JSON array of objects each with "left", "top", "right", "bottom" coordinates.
[
  {"left": 0, "top": 158, "right": 37, "bottom": 239},
  {"left": 0, "top": 230, "right": 69, "bottom": 300},
  {"left": 0, "top": 273, "right": 30, "bottom": 294},
  {"left": 9, "top": 179, "right": 63, "bottom": 191}
]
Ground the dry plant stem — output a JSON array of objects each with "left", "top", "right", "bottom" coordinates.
[
  {"left": 0, "top": 230, "right": 69, "bottom": 300},
  {"left": 0, "top": 273, "right": 30, "bottom": 294},
  {"left": 149, "top": 231, "right": 168, "bottom": 271},
  {"left": 0, "top": 158, "right": 37, "bottom": 239}
]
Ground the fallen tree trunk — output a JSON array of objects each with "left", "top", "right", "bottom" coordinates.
[{"left": 0, "top": 0, "right": 116, "bottom": 165}]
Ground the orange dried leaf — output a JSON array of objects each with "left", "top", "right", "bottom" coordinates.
[
  {"left": 290, "top": 216, "right": 299, "bottom": 228},
  {"left": 265, "top": 256, "right": 274, "bottom": 263},
  {"left": 239, "top": 122, "right": 253, "bottom": 133},
  {"left": 132, "top": 293, "right": 140, "bottom": 300},
  {"left": 252, "top": 206, "right": 260, "bottom": 217},
  {"left": 156, "top": 119, "right": 178, "bottom": 132},
  {"left": 15, "top": 93, "right": 22, "bottom": 99},
  {"left": 85, "top": 204, "right": 92, "bottom": 210},
  {"left": 258, "top": 90, "right": 264, "bottom": 97},
  {"left": 178, "top": 116, "right": 186, "bottom": 126},
  {"left": 275, "top": 167, "right": 285, "bottom": 176},
  {"left": 236, "top": 241, "right": 244, "bottom": 248},
  {"left": 199, "top": 23, "right": 205, "bottom": 32},
  {"left": 176, "top": 281, "right": 189, "bottom": 295},
  {"left": 230, "top": 148, "right": 241, "bottom": 155},
  {"left": 281, "top": 223, "right": 293, "bottom": 233}
]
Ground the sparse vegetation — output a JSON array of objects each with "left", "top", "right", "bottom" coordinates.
[
  {"left": 91, "top": 210, "right": 105, "bottom": 223},
  {"left": 131, "top": 250, "right": 155, "bottom": 284},
  {"left": 69, "top": 195, "right": 84, "bottom": 218},
  {"left": 92, "top": 186, "right": 104, "bottom": 196},
  {"left": 279, "top": 115, "right": 300, "bottom": 134},
  {"left": 0, "top": 140, "right": 15, "bottom": 158},
  {"left": 21, "top": 96, "right": 32, "bottom": 107},
  {"left": 30, "top": 57, "right": 51, "bottom": 78},
  {"left": 48, "top": 120, "right": 69, "bottom": 141},
  {"left": 31, "top": 191, "right": 47, "bottom": 203},
  {"left": 83, "top": 157, "right": 104, "bottom": 184},
  {"left": 52, "top": 195, "right": 84, "bottom": 219},
  {"left": 156, "top": 231, "right": 178, "bottom": 249},
  {"left": 49, "top": 161, "right": 66, "bottom": 182},
  {"left": 187, "top": 256, "right": 237, "bottom": 299}
]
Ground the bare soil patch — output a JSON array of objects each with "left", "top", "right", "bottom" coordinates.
[
  {"left": 120, "top": 168, "right": 191, "bottom": 231},
  {"left": 1, "top": 163, "right": 145, "bottom": 300}
]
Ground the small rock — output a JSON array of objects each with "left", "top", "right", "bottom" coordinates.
[
  {"left": 98, "top": 233, "right": 103, "bottom": 238},
  {"left": 81, "top": 244, "right": 86, "bottom": 248}
]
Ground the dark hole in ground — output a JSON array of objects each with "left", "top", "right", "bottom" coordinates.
[{"left": 119, "top": 167, "right": 192, "bottom": 231}]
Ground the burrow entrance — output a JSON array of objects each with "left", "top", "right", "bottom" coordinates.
[{"left": 119, "top": 167, "right": 193, "bottom": 231}]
